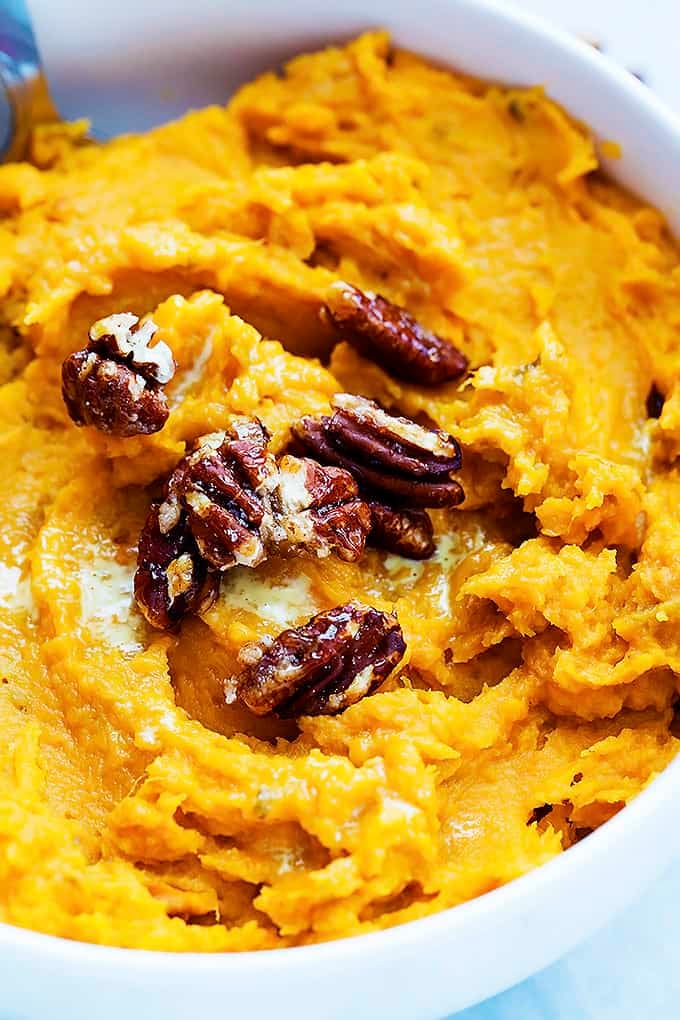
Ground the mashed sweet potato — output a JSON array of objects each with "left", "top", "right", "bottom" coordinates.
[{"left": 0, "top": 31, "right": 678, "bottom": 950}]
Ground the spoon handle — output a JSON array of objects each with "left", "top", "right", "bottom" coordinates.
[{"left": 0, "top": 0, "right": 57, "bottom": 161}]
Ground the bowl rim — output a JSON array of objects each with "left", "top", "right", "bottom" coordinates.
[{"left": 4, "top": 0, "right": 680, "bottom": 978}]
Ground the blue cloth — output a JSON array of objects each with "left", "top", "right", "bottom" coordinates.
[{"left": 456, "top": 858, "right": 679, "bottom": 1019}]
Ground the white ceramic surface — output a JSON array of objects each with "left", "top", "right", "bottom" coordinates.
[{"left": 5, "top": 2, "right": 680, "bottom": 1018}]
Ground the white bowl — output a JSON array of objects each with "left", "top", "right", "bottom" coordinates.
[{"left": 7, "top": 1, "right": 680, "bottom": 1017}]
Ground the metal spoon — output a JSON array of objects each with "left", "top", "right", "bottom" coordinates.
[{"left": 0, "top": 0, "right": 57, "bottom": 161}]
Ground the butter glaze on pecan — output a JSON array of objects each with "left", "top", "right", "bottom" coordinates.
[
  {"left": 237, "top": 601, "right": 406, "bottom": 717},
  {"left": 322, "top": 281, "right": 468, "bottom": 386},
  {"left": 294, "top": 393, "right": 464, "bottom": 509},
  {"left": 62, "top": 313, "right": 176, "bottom": 437},
  {"left": 134, "top": 504, "right": 219, "bottom": 630}
]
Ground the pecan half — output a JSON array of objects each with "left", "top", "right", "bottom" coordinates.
[
  {"left": 268, "top": 455, "right": 372, "bottom": 562},
  {"left": 367, "top": 500, "right": 435, "bottom": 559},
  {"left": 135, "top": 420, "right": 372, "bottom": 628},
  {"left": 294, "top": 393, "right": 464, "bottom": 508},
  {"left": 237, "top": 602, "right": 406, "bottom": 717},
  {"left": 134, "top": 503, "right": 219, "bottom": 630},
  {"left": 163, "top": 421, "right": 275, "bottom": 572},
  {"left": 322, "top": 281, "right": 468, "bottom": 386},
  {"left": 61, "top": 313, "right": 175, "bottom": 437}
]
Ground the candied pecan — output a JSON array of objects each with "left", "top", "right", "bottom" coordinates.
[
  {"left": 134, "top": 502, "right": 219, "bottom": 630},
  {"left": 237, "top": 602, "right": 406, "bottom": 717},
  {"left": 158, "top": 422, "right": 371, "bottom": 571},
  {"left": 61, "top": 312, "right": 175, "bottom": 437},
  {"left": 134, "top": 420, "right": 373, "bottom": 629},
  {"left": 62, "top": 352, "right": 168, "bottom": 437},
  {"left": 322, "top": 281, "right": 468, "bottom": 386},
  {"left": 294, "top": 393, "right": 464, "bottom": 508},
  {"left": 165, "top": 422, "right": 275, "bottom": 571},
  {"left": 367, "top": 500, "right": 435, "bottom": 559}
]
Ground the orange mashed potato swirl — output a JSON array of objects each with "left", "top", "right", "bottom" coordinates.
[{"left": 0, "top": 32, "right": 678, "bottom": 950}]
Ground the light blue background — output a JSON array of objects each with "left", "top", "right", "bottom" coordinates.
[{"left": 456, "top": 859, "right": 679, "bottom": 1018}]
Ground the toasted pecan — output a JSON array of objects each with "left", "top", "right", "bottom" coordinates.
[
  {"left": 366, "top": 500, "right": 435, "bottom": 559},
  {"left": 237, "top": 601, "right": 406, "bottom": 717},
  {"left": 323, "top": 281, "right": 468, "bottom": 386},
  {"left": 62, "top": 313, "right": 176, "bottom": 437},
  {"left": 134, "top": 503, "right": 219, "bottom": 630},
  {"left": 134, "top": 419, "right": 372, "bottom": 628},
  {"left": 294, "top": 393, "right": 464, "bottom": 509}
]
